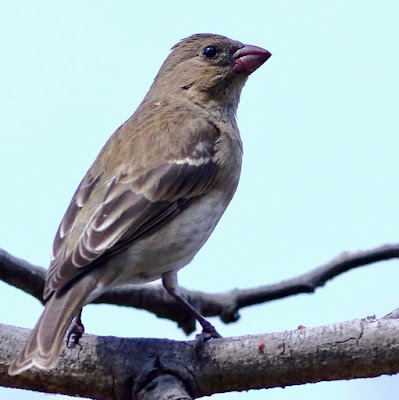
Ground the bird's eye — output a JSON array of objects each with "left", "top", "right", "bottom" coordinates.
[{"left": 203, "top": 46, "right": 218, "bottom": 59}]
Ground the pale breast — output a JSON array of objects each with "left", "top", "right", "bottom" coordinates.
[{"left": 96, "top": 186, "right": 233, "bottom": 290}]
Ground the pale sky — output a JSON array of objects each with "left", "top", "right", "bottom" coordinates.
[{"left": 1, "top": 1, "right": 399, "bottom": 399}]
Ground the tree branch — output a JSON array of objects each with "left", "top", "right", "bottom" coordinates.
[
  {"left": 1, "top": 244, "right": 399, "bottom": 335},
  {"left": 234, "top": 243, "right": 399, "bottom": 308},
  {"left": 1, "top": 314, "right": 399, "bottom": 399}
]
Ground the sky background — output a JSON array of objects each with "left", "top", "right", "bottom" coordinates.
[{"left": 1, "top": 1, "right": 399, "bottom": 399}]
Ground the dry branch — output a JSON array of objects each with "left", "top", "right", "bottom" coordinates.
[
  {"left": 1, "top": 315, "right": 399, "bottom": 399},
  {"left": 1, "top": 244, "right": 399, "bottom": 334}
]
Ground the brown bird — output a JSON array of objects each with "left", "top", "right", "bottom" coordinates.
[{"left": 8, "top": 33, "right": 271, "bottom": 375}]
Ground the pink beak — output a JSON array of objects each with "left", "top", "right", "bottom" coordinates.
[{"left": 233, "top": 45, "right": 271, "bottom": 74}]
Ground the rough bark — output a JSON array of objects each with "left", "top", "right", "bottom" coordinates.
[{"left": 1, "top": 316, "right": 399, "bottom": 399}]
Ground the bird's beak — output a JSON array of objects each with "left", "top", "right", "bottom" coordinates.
[{"left": 233, "top": 45, "right": 271, "bottom": 74}]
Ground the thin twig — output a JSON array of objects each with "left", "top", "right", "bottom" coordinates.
[{"left": 1, "top": 244, "right": 398, "bottom": 334}]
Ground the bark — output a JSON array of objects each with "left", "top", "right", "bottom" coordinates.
[{"left": 1, "top": 316, "right": 399, "bottom": 399}]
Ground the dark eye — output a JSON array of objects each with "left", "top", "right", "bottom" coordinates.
[{"left": 203, "top": 46, "right": 218, "bottom": 59}]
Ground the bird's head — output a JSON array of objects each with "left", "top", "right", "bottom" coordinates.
[{"left": 150, "top": 33, "right": 271, "bottom": 115}]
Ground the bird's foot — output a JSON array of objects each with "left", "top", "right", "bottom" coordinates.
[
  {"left": 198, "top": 320, "right": 222, "bottom": 339},
  {"left": 67, "top": 315, "right": 85, "bottom": 349}
]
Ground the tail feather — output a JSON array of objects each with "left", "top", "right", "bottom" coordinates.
[{"left": 8, "top": 273, "right": 98, "bottom": 375}]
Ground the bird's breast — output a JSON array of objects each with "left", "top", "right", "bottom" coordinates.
[{"left": 98, "top": 185, "right": 236, "bottom": 288}]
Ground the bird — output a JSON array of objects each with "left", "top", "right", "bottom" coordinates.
[{"left": 8, "top": 33, "right": 271, "bottom": 375}]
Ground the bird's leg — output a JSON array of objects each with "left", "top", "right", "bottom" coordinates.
[
  {"left": 162, "top": 271, "right": 222, "bottom": 339},
  {"left": 67, "top": 310, "right": 85, "bottom": 348}
]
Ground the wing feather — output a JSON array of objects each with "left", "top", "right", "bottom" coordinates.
[{"left": 44, "top": 125, "right": 219, "bottom": 299}]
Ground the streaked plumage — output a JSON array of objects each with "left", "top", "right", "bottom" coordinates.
[{"left": 9, "top": 33, "right": 270, "bottom": 375}]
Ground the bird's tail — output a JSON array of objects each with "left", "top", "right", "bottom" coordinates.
[{"left": 8, "top": 273, "right": 99, "bottom": 376}]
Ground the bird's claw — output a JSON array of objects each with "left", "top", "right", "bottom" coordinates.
[{"left": 67, "top": 317, "right": 85, "bottom": 349}]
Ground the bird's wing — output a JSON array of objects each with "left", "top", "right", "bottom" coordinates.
[{"left": 44, "top": 121, "right": 220, "bottom": 299}]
